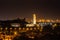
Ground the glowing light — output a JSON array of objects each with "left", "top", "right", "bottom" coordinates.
[
  {"left": 53, "top": 24, "right": 57, "bottom": 28},
  {"left": 23, "top": 28, "right": 25, "bottom": 30},
  {"left": 26, "top": 24, "right": 35, "bottom": 27},
  {"left": 30, "top": 28, "right": 33, "bottom": 30},
  {"left": 11, "top": 23, "right": 20, "bottom": 27},
  {"left": 46, "top": 19, "right": 50, "bottom": 22},
  {"left": 0, "top": 28, "right": 3, "bottom": 30},
  {"left": 4, "top": 39, "right": 8, "bottom": 40},
  {"left": 19, "top": 28, "right": 21, "bottom": 30},
  {"left": 39, "top": 20, "right": 41, "bottom": 22},
  {"left": 5, "top": 27, "right": 8, "bottom": 30},
  {"left": 26, "top": 28, "right": 29, "bottom": 30},
  {"left": 10, "top": 28, "right": 12, "bottom": 30},
  {"left": 14, "top": 31, "right": 17, "bottom": 35},
  {"left": 28, "top": 36, "right": 34, "bottom": 39},
  {"left": 33, "top": 14, "right": 36, "bottom": 24},
  {"left": 51, "top": 20, "right": 55, "bottom": 22},
  {"left": 4, "top": 38, "right": 12, "bottom": 40},
  {"left": 41, "top": 19, "right": 45, "bottom": 22},
  {"left": 34, "top": 27, "right": 36, "bottom": 30}
]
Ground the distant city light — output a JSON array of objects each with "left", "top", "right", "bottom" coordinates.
[
  {"left": 26, "top": 24, "right": 35, "bottom": 27},
  {"left": 11, "top": 23, "right": 20, "bottom": 27},
  {"left": 33, "top": 14, "right": 36, "bottom": 24},
  {"left": 14, "top": 31, "right": 17, "bottom": 35},
  {"left": 0, "top": 14, "right": 60, "bottom": 40}
]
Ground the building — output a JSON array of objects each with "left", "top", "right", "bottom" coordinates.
[{"left": 0, "top": 18, "right": 28, "bottom": 28}]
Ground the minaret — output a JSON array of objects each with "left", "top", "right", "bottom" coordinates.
[{"left": 33, "top": 14, "right": 36, "bottom": 24}]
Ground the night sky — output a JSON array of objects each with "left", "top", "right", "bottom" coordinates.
[{"left": 0, "top": 0, "right": 60, "bottom": 20}]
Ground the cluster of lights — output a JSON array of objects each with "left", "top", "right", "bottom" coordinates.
[
  {"left": 26, "top": 24, "right": 35, "bottom": 27},
  {"left": 11, "top": 23, "right": 20, "bottom": 27},
  {"left": 38, "top": 19, "right": 60, "bottom": 23},
  {"left": 39, "top": 22, "right": 52, "bottom": 26}
]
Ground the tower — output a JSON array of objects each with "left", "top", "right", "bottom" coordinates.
[{"left": 33, "top": 14, "right": 36, "bottom": 24}]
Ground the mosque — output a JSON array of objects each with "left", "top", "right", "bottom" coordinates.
[
  {"left": 26, "top": 14, "right": 40, "bottom": 27},
  {"left": 26, "top": 13, "right": 60, "bottom": 27}
]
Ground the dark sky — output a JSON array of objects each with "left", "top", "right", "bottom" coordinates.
[{"left": 0, "top": 0, "right": 60, "bottom": 20}]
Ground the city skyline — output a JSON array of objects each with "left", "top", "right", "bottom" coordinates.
[{"left": 0, "top": 0, "right": 60, "bottom": 20}]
